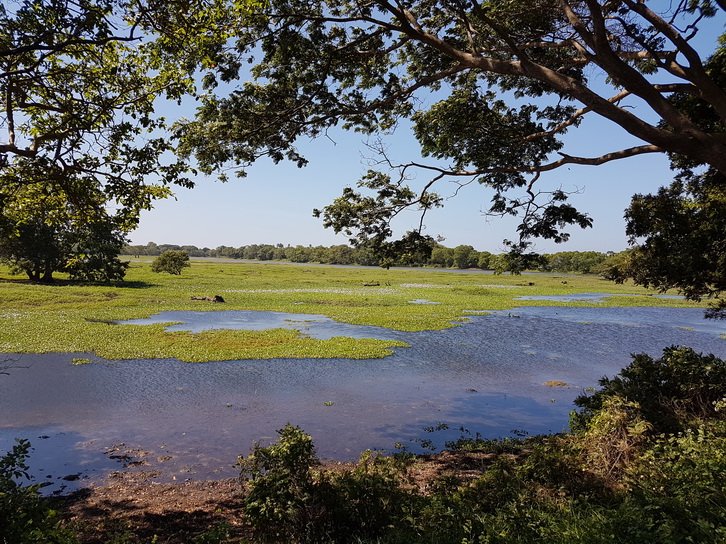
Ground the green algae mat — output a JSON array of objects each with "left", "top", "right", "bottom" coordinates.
[{"left": 0, "top": 260, "right": 709, "bottom": 362}]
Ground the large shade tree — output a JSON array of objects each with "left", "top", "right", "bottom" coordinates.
[
  {"left": 0, "top": 0, "right": 258, "bottom": 280},
  {"left": 619, "top": 45, "right": 726, "bottom": 314},
  {"left": 177, "top": 0, "right": 726, "bottom": 295},
  {"left": 0, "top": 180, "right": 129, "bottom": 281}
]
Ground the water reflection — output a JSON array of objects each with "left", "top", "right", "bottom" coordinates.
[
  {"left": 1, "top": 306, "right": 724, "bottom": 494},
  {"left": 516, "top": 292, "right": 684, "bottom": 302},
  {"left": 118, "top": 310, "right": 398, "bottom": 340}
]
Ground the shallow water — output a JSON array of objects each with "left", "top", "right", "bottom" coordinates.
[
  {"left": 516, "top": 292, "right": 684, "bottom": 302},
  {"left": 117, "top": 310, "right": 399, "bottom": 339},
  {"left": 1, "top": 306, "right": 724, "bottom": 494}
]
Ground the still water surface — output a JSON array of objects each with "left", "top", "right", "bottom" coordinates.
[{"left": 1, "top": 306, "right": 724, "bottom": 493}]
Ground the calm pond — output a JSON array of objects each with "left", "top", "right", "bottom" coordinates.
[{"left": 1, "top": 305, "right": 725, "bottom": 494}]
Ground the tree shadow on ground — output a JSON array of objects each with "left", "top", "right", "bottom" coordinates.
[
  {"left": 0, "top": 277, "right": 156, "bottom": 289},
  {"left": 57, "top": 477, "right": 251, "bottom": 544}
]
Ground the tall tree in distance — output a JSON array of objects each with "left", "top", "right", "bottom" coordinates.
[{"left": 177, "top": 0, "right": 725, "bottom": 269}]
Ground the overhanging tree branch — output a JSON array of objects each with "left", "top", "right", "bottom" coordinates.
[{"left": 178, "top": 0, "right": 725, "bottom": 269}]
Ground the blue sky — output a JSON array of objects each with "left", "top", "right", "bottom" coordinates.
[{"left": 129, "top": 14, "right": 724, "bottom": 254}]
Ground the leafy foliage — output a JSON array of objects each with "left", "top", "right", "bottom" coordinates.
[
  {"left": 572, "top": 346, "right": 726, "bottom": 434},
  {"left": 238, "top": 423, "right": 417, "bottom": 543},
  {"left": 151, "top": 250, "right": 191, "bottom": 275},
  {"left": 177, "top": 0, "right": 726, "bottom": 267},
  {"left": 0, "top": 182, "right": 128, "bottom": 282},
  {"left": 125, "top": 240, "right": 618, "bottom": 273},
  {"left": 580, "top": 397, "right": 652, "bottom": 479},
  {"left": 539, "top": 251, "right": 609, "bottom": 274},
  {"left": 0, "top": 439, "right": 78, "bottom": 543},
  {"left": 619, "top": 170, "right": 726, "bottom": 315},
  {"left": 588, "top": 39, "right": 726, "bottom": 312},
  {"left": 235, "top": 348, "right": 726, "bottom": 544},
  {"left": 624, "top": 421, "right": 726, "bottom": 544},
  {"left": 0, "top": 0, "right": 262, "bottom": 282},
  {"left": 238, "top": 424, "right": 321, "bottom": 542}
]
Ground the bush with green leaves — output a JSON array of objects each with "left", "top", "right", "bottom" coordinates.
[
  {"left": 322, "top": 450, "right": 416, "bottom": 542},
  {"left": 151, "top": 250, "right": 190, "bottom": 275},
  {"left": 237, "top": 424, "right": 324, "bottom": 543},
  {"left": 0, "top": 439, "right": 77, "bottom": 544},
  {"left": 625, "top": 420, "right": 726, "bottom": 544},
  {"left": 579, "top": 397, "right": 652, "bottom": 480},
  {"left": 237, "top": 424, "right": 417, "bottom": 544},
  {"left": 571, "top": 346, "right": 726, "bottom": 434}
]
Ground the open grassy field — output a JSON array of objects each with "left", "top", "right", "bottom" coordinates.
[{"left": 0, "top": 259, "right": 710, "bottom": 362}]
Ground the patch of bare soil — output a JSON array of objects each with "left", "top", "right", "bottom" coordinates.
[
  {"left": 59, "top": 472, "right": 251, "bottom": 543},
  {"left": 411, "top": 450, "right": 501, "bottom": 483}
]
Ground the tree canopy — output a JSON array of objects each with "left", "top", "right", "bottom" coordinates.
[
  {"left": 0, "top": 0, "right": 259, "bottom": 280},
  {"left": 599, "top": 168, "right": 726, "bottom": 314},
  {"left": 176, "top": 0, "right": 725, "bottom": 287},
  {"left": 0, "top": 179, "right": 129, "bottom": 281},
  {"left": 151, "top": 249, "right": 190, "bottom": 274}
]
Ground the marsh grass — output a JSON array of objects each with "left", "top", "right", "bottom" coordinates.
[{"left": 0, "top": 260, "right": 707, "bottom": 361}]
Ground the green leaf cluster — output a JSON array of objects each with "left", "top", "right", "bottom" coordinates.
[
  {"left": 622, "top": 170, "right": 726, "bottom": 312},
  {"left": 151, "top": 250, "right": 191, "bottom": 275},
  {"left": 1, "top": 0, "right": 262, "bottom": 282},
  {"left": 176, "top": 0, "right": 726, "bottom": 272},
  {"left": 572, "top": 345, "right": 726, "bottom": 434},
  {"left": 0, "top": 180, "right": 129, "bottom": 282},
  {"left": 0, "top": 439, "right": 78, "bottom": 544},
  {"left": 238, "top": 424, "right": 416, "bottom": 544}
]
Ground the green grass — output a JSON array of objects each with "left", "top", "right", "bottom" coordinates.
[{"left": 0, "top": 259, "right": 709, "bottom": 362}]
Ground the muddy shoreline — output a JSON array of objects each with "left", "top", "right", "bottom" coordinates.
[{"left": 58, "top": 450, "right": 499, "bottom": 543}]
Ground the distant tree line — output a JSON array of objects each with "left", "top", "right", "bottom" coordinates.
[{"left": 124, "top": 242, "right": 616, "bottom": 274}]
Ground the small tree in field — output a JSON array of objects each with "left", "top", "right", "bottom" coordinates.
[{"left": 151, "top": 250, "right": 190, "bottom": 275}]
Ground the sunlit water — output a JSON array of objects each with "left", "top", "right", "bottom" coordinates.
[
  {"left": 1, "top": 306, "right": 724, "bottom": 494},
  {"left": 118, "top": 310, "right": 399, "bottom": 339},
  {"left": 515, "top": 292, "right": 684, "bottom": 302}
]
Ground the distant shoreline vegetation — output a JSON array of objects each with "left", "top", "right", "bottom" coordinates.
[{"left": 123, "top": 242, "right": 616, "bottom": 275}]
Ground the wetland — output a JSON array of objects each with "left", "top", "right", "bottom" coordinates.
[{"left": 1, "top": 260, "right": 724, "bottom": 494}]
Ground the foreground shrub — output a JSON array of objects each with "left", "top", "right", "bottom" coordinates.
[
  {"left": 581, "top": 398, "right": 652, "bottom": 480},
  {"left": 238, "top": 424, "right": 418, "bottom": 543},
  {"left": 238, "top": 348, "right": 726, "bottom": 543},
  {"left": 625, "top": 420, "right": 726, "bottom": 543},
  {"left": 0, "top": 439, "right": 77, "bottom": 544},
  {"left": 572, "top": 346, "right": 726, "bottom": 434},
  {"left": 237, "top": 424, "right": 320, "bottom": 543}
]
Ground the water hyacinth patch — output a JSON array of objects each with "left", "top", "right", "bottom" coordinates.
[{"left": 0, "top": 259, "right": 709, "bottom": 362}]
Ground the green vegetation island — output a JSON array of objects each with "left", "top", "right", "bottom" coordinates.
[{"left": 0, "top": 256, "right": 709, "bottom": 361}]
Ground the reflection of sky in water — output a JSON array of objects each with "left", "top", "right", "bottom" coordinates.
[
  {"left": 118, "top": 310, "right": 398, "bottom": 340},
  {"left": 516, "top": 292, "right": 684, "bottom": 302},
  {"left": 1, "top": 306, "right": 724, "bottom": 493}
]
